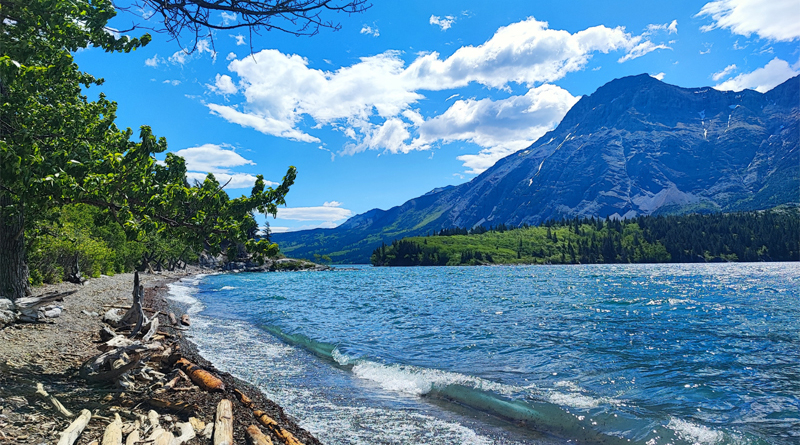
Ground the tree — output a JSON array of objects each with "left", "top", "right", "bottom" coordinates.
[
  {"left": 117, "top": 0, "right": 369, "bottom": 49},
  {"left": 0, "top": 0, "right": 295, "bottom": 311}
]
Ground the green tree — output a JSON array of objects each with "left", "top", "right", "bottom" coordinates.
[{"left": 0, "top": 0, "right": 295, "bottom": 309}]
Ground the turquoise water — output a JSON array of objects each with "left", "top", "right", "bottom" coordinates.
[{"left": 167, "top": 263, "right": 800, "bottom": 444}]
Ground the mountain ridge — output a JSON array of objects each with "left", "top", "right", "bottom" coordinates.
[{"left": 274, "top": 74, "right": 800, "bottom": 263}]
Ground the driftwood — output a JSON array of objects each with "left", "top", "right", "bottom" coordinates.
[
  {"left": 127, "top": 285, "right": 147, "bottom": 338},
  {"left": 66, "top": 253, "right": 86, "bottom": 284},
  {"left": 213, "top": 399, "right": 234, "bottom": 445},
  {"left": 188, "top": 417, "right": 206, "bottom": 433},
  {"left": 124, "top": 430, "right": 139, "bottom": 445},
  {"left": 235, "top": 389, "right": 304, "bottom": 445},
  {"left": 99, "top": 326, "right": 117, "bottom": 342},
  {"left": 168, "top": 312, "right": 178, "bottom": 326},
  {"left": 103, "top": 272, "right": 147, "bottom": 334},
  {"left": 16, "top": 290, "right": 75, "bottom": 322},
  {"left": 57, "top": 409, "right": 92, "bottom": 445},
  {"left": 36, "top": 382, "right": 74, "bottom": 418},
  {"left": 146, "top": 398, "right": 199, "bottom": 414},
  {"left": 101, "top": 413, "right": 123, "bottom": 445},
  {"left": 246, "top": 425, "right": 274, "bottom": 445},
  {"left": 148, "top": 409, "right": 160, "bottom": 428},
  {"left": 142, "top": 315, "right": 160, "bottom": 343},
  {"left": 180, "top": 314, "right": 190, "bottom": 326},
  {"left": 173, "top": 421, "right": 197, "bottom": 445},
  {"left": 146, "top": 427, "right": 174, "bottom": 445},
  {"left": 80, "top": 343, "right": 158, "bottom": 382},
  {"left": 175, "top": 358, "right": 225, "bottom": 392}
]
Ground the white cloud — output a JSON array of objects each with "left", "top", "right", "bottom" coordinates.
[
  {"left": 651, "top": 72, "right": 666, "bottom": 80},
  {"left": 276, "top": 202, "right": 354, "bottom": 221},
  {"left": 221, "top": 12, "right": 237, "bottom": 25},
  {"left": 711, "top": 64, "right": 737, "bottom": 81},
  {"left": 714, "top": 57, "right": 799, "bottom": 92},
  {"left": 173, "top": 144, "right": 275, "bottom": 189},
  {"left": 145, "top": 54, "right": 163, "bottom": 67},
  {"left": 169, "top": 49, "right": 189, "bottom": 65},
  {"left": 416, "top": 84, "right": 579, "bottom": 173},
  {"left": 169, "top": 39, "right": 217, "bottom": 65},
  {"left": 647, "top": 20, "right": 678, "bottom": 35},
  {"left": 430, "top": 15, "right": 456, "bottom": 31},
  {"left": 208, "top": 74, "right": 238, "bottom": 95},
  {"left": 618, "top": 41, "right": 670, "bottom": 62},
  {"left": 226, "top": 52, "right": 237, "bottom": 61},
  {"left": 697, "top": 0, "right": 800, "bottom": 42},
  {"left": 207, "top": 103, "right": 321, "bottom": 142},
  {"left": 360, "top": 25, "right": 379, "bottom": 37},
  {"left": 163, "top": 79, "right": 181, "bottom": 86},
  {"left": 209, "top": 17, "right": 665, "bottom": 173},
  {"left": 186, "top": 172, "right": 273, "bottom": 189},
  {"left": 173, "top": 143, "right": 255, "bottom": 172},
  {"left": 231, "top": 34, "right": 246, "bottom": 46},
  {"left": 406, "top": 18, "right": 644, "bottom": 89},
  {"left": 270, "top": 222, "right": 340, "bottom": 233}
]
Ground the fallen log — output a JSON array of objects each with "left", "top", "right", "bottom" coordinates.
[
  {"left": 213, "top": 399, "right": 234, "bottom": 445},
  {"left": 175, "top": 358, "right": 225, "bottom": 392},
  {"left": 252, "top": 410, "right": 304, "bottom": 445},
  {"left": 101, "top": 413, "right": 123, "bottom": 445},
  {"left": 57, "top": 409, "right": 92, "bottom": 445},
  {"left": 246, "top": 425, "right": 274, "bottom": 445},
  {"left": 236, "top": 388, "right": 303, "bottom": 445},
  {"left": 16, "top": 290, "right": 76, "bottom": 323}
]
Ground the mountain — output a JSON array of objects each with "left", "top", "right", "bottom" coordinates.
[{"left": 274, "top": 74, "right": 800, "bottom": 263}]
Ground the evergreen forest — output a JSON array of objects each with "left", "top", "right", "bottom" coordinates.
[{"left": 370, "top": 208, "right": 800, "bottom": 266}]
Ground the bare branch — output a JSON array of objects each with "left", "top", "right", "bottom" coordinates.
[{"left": 114, "top": 0, "right": 370, "bottom": 51}]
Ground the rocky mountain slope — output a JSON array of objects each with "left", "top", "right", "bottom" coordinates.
[{"left": 274, "top": 74, "right": 800, "bottom": 263}]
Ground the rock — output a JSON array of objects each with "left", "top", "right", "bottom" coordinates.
[
  {"left": 0, "top": 298, "right": 17, "bottom": 327},
  {"left": 41, "top": 305, "right": 62, "bottom": 319}
]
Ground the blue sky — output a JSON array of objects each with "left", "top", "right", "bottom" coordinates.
[{"left": 76, "top": 0, "right": 800, "bottom": 232}]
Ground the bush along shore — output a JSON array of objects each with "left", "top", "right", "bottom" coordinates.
[{"left": 0, "top": 269, "right": 321, "bottom": 445}]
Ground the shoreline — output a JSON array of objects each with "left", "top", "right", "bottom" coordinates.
[{"left": 0, "top": 269, "right": 321, "bottom": 445}]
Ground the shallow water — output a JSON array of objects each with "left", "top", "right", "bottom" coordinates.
[{"left": 167, "top": 263, "right": 800, "bottom": 444}]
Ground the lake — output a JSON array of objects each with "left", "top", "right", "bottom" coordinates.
[{"left": 167, "top": 263, "right": 799, "bottom": 444}]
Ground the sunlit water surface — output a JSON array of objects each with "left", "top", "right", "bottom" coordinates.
[{"left": 167, "top": 263, "right": 799, "bottom": 444}]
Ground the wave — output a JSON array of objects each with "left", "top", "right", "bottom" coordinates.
[
  {"left": 260, "top": 325, "right": 637, "bottom": 444},
  {"left": 262, "top": 325, "right": 339, "bottom": 362}
]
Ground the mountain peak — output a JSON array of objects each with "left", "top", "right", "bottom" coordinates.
[{"left": 274, "top": 75, "right": 799, "bottom": 263}]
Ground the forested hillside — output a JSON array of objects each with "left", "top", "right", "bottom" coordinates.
[{"left": 371, "top": 208, "right": 799, "bottom": 266}]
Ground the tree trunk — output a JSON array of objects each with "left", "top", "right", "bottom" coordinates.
[{"left": 0, "top": 193, "right": 31, "bottom": 302}]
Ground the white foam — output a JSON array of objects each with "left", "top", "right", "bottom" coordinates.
[
  {"left": 549, "top": 380, "right": 623, "bottom": 409},
  {"left": 166, "top": 275, "right": 209, "bottom": 315},
  {"left": 220, "top": 286, "right": 236, "bottom": 290},
  {"left": 667, "top": 417, "right": 724, "bottom": 444},
  {"left": 350, "top": 360, "right": 517, "bottom": 398},
  {"left": 331, "top": 348, "right": 355, "bottom": 366}
]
